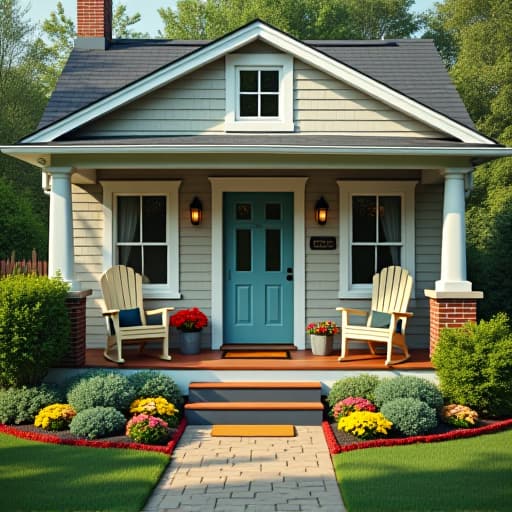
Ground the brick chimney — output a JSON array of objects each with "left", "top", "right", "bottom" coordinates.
[{"left": 76, "top": 0, "right": 112, "bottom": 50}]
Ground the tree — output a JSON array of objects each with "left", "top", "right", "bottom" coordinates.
[{"left": 158, "top": 0, "right": 421, "bottom": 40}]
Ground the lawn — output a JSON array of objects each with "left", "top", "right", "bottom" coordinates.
[
  {"left": 333, "top": 429, "right": 512, "bottom": 512},
  {"left": 0, "top": 433, "right": 169, "bottom": 512}
]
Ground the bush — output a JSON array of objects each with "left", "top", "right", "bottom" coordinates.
[
  {"left": 34, "top": 403, "right": 76, "bottom": 431},
  {"left": 129, "top": 397, "right": 179, "bottom": 428},
  {"left": 380, "top": 398, "right": 438, "bottom": 436},
  {"left": 126, "top": 414, "right": 170, "bottom": 445},
  {"left": 327, "top": 374, "right": 380, "bottom": 408},
  {"left": 0, "top": 275, "right": 70, "bottom": 387},
  {"left": 128, "top": 371, "right": 183, "bottom": 408},
  {"left": 373, "top": 376, "right": 444, "bottom": 411},
  {"left": 0, "top": 385, "right": 62, "bottom": 425},
  {"left": 432, "top": 313, "right": 512, "bottom": 417},
  {"left": 441, "top": 404, "right": 479, "bottom": 428},
  {"left": 337, "top": 411, "right": 393, "bottom": 440},
  {"left": 69, "top": 406, "right": 126, "bottom": 440},
  {"left": 332, "top": 397, "right": 376, "bottom": 421},
  {"left": 67, "top": 373, "right": 134, "bottom": 413}
]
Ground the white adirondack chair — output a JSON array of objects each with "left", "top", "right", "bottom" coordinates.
[
  {"left": 337, "top": 266, "right": 414, "bottom": 366},
  {"left": 100, "top": 265, "right": 174, "bottom": 363}
]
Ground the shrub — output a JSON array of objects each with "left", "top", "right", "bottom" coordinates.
[
  {"left": 380, "top": 398, "right": 438, "bottom": 436},
  {"left": 129, "top": 397, "right": 179, "bottom": 428},
  {"left": 373, "top": 376, "right": 444, "bottom": 411},
  {"left": 327, "top": 374, "right": 380, "bottom": 407},
  {"left": 69, "top": 406, "right": 126, "bottom": 440},
  {"left": 0, "top": 275, "right": 70, "bottom": 387},
  {"left": 128, "top": 371, "right": 183, "bottom": 408},
  {"left": 441, "top": 404, "right": 479, "bottom": 428},
  {"left": 34, "top": 403, "right": 76, "bottom": 431},
  {"left": 67, "top": 373, "right": 134, "bottom": 413},
  {"left": 337, "top": 411, "right": 392, "bottom": 440},
  {"left": 126, "top": 414, "right": 170, "bottom": 445},
  {"left": 432, "top": 313, "right": 512, "bottom": 417},
  {"left": 0, "top": 385, "right": 62, "bottom": 425},
  {"left": 332, "top": 397, "right": 376, "bottom": 421}
]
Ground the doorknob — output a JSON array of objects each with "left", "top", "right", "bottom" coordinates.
[{"left": 286, "top": 267, "right": 293, "bottom": 281}]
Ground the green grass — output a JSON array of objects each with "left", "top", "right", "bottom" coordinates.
[
  {"left": 333, "top": 430, "right": 512, "bottom": 512},
  {"left": 0, "top": 433, "right": 169, "bottom": 512}
]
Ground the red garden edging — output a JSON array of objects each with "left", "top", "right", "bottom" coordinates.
[
  {"left": 0, "top": 416, "right": 187, "bottom": 455},
  {"left": 322, "top": 418, "right": 512, "bottom": 454}
]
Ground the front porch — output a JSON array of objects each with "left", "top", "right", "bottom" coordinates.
[{"left": 48, "top": 347, "right": 434, "bottom": 394}]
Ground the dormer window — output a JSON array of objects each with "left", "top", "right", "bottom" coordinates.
[{"left": 225, "top": 54, "right": 294, "bottom": 132}]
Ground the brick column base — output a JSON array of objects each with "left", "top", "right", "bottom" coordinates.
[
  {"left": 60, "top": 290, "right": 92, "bottom": 367},
  {"left": 425, "top": 290, "right": 483, "bottom": 357}
]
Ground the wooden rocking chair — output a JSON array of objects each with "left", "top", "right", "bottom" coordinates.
[
  {"left": 337, "top": 266, "right": 414, "bottom": 366},
  {"left": 100, "top": 265, "right": 174, "bottom": 364}
]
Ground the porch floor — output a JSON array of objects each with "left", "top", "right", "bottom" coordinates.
[{"left": 82, "top": 347, "right": 432, "bottom": 371}]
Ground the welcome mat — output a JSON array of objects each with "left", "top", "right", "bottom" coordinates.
[
  {"left": 211, "top": 425, "right": 295, "bottom": 437},
  {"left": 222, "top": 350, "right": 290, "bottom": 359}
]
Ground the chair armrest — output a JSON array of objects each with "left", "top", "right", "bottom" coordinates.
[
  {"left": 102, "top": 309, "right": 120, "bottom": 317},
  {"left": 336, "top": 307, "right": 369, "bottom": 316},
  {"left": 391, "top": 311, "right": 414, "bottom": 319},
  {"left": 145, "top": 307, "right": 175, "bottom": 315}
]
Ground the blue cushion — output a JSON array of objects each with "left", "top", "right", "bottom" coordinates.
[
  {"left": 146, "top": 313, "right": 163, "bottom": 325},
  {"left": 119, "top": 308, "right": 142, "bottom": 327},
  {"left": 369, "top": 310, "right": 391, "bottom": 328}
]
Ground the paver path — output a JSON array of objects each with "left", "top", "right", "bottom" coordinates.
[{"left": 143, "top": 426, "right": 346, "bottom": 511}]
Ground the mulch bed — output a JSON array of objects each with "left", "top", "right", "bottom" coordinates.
[
  {"left": 323, "top": 417, "right": 512, "bottom": 454},
  {"left": 0, "top": 417, "right": 187, "bottom": 455}
]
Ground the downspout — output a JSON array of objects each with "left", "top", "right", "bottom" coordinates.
[
  {"left": 464, "top": 171, "right": 474, "bottom": 199},
  {"left": 42, "top": 170, "right": 51, "bottom": 195}
]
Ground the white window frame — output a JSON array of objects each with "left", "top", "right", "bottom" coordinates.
[
  {"left": 338, "top": 180, "right": 417, "bottom": 299},
  {"left": 225, "top": 53, "right": 294, "bottom": 132},
  {"left": 101, "top": 181, "right": 181, "bottom": 299}
]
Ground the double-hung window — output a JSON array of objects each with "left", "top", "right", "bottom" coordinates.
[
  {"left": 102, "top": 181, "right": 181, "bottom": 298},
  {"left": 338, "top": 181, "right": 416, "bottom": 298},
  {"left": 225, "top": 53, "right": 293, "bottom": 132}
]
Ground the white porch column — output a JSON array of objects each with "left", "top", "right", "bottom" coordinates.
[
  {"left": 48, "top": 166, "right": 79, "bottom": 290},
  {"left": 435, "top": 168, "right": 472, "bottom": 292}
]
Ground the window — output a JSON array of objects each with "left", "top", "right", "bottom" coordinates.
[
  {"left": 225, "top": 54, "right": 294, "bottom": 132},
  {"left": 338, "top": 181, "right": 416, "bottom": 298},
  {"left": 101, "top": 181, "right": 181, "bottom": 299}
]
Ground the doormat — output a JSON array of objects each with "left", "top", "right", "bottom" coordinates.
[
  {"left": 222, "top": 350, "right": 290, "bottom": 359},
  {"left": 211, "top": 424, "right": 295, "bottom": 437}
]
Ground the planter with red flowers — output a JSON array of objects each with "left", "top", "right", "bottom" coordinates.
[
  {"left": 170, "top": 308, "right": 208, "bottom": 355},
  {"left": 306, "top": 320, "right": 340, "bottom": 355}
]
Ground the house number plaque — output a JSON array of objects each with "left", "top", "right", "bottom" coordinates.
[{"left": 310, "top": 237, "right": 337, "bottom": 250}]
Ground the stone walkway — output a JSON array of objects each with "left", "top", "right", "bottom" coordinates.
[{"left": 142, "top": 426, "right": 346, "bottom": 512}]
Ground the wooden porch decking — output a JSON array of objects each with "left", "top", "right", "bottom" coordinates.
[{"left": 82, "top": 347, "right": 433, "bottom": 371}]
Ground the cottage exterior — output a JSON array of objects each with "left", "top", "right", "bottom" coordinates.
[{"left": 3, "top": 0, "right": 512, "bottom": 358}]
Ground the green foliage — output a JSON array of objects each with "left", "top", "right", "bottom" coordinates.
[
  {"left": 380, "top": 398, "right": 438, "bottom": 436},
  {"left": 0, "top": 385, "right": 62, "bottom": 425},
  {"left": 67, "top": 373, "right": 135, "bottom": 413},
  {"left": 0, "top": 275, "right": 70, "bottom": 387},
  {"left": 432, "top": 314, "right": 512, "bottom": 417},
  {"left": 159, "top": 0, "right": 421, "bottom": 40},
  {"left": 127, "top": 371, "right": 184, "bottom": 408},
  {"left": 373, "top": 376, "right": 443, "bottom": 411},
  {"left": 327, "top": 374, "right": 380, "bottom": 408},
  {"left": 69, "top": 406, "right": 126, "bottom": 440}
]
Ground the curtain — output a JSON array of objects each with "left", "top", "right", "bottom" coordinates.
[
  {"left": 379, "top": 196, "right": 401, "bottom": 264},
  {"left": 117, "top": 196, "right": 139, "bottom": 264}
]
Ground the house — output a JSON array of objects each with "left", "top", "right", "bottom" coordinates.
[{"left": 3, "top": 0, "right": 512, "bottom": 361}]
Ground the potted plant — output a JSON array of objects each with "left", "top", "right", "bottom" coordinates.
[
  {"left": 170, "top": 308, "right": 208, "bottom": 355},
  {"left": 306, "top": 320, "right": 340, "bottom": 355}
]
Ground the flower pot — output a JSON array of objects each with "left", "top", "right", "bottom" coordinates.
[
  {"left": 310, "top": 334, "right": 333, "bottom": 356},
  {"left": 180, "top": 331, "right": 201, "bottom": 355}
]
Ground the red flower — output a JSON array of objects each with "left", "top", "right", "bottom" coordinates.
[{"left": 170, "top": 308, "right": 208, "bottom": 332}]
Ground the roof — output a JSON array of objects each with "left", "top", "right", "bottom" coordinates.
[{"left": 39, "top": 37, "right": 474, "bottom": 132}]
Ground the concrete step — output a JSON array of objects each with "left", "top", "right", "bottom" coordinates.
[
  {"left": 188, "top": 381, "right": 322, "bottom": 403},
  {"left": 184, "top": 401, "right": 324, "bottom": 426}
]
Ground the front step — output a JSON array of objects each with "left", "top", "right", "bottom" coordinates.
[{"left": 185, "top": 381, "right": 324, "bottom": 426}]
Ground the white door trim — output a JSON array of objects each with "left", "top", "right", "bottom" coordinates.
[{"left": 209, "top": 177, "right": 308, "bottom": 349}]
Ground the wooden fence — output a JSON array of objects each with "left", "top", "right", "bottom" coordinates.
[{"left": 0, "top": 250, "right": 48, "bottom": 277}]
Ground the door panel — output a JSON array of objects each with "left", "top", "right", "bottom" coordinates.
[{"left": 224, "top": 192, "right": 293, "bottom": 343}]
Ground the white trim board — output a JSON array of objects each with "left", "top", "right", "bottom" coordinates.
[
  {"left": 23, "top": 21, "right": 493, "bottom": 145},
  {"left": 209, "top": 177, "right": 308, "bottom": 350}
]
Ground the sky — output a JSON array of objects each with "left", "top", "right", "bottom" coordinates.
[{"left": 27, "top": 0, "right": 437, "bottom": 38}]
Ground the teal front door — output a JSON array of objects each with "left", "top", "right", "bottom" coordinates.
[{"left": 223, "top": 192, "right": 294, "bottom": 343}]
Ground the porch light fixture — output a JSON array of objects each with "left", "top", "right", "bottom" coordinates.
[
  {"left": 315, "top": 197, "right": 329, "bottom": 225},
  {"left": 190, "top": 197, "right": 203, "bottom": 225}
]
